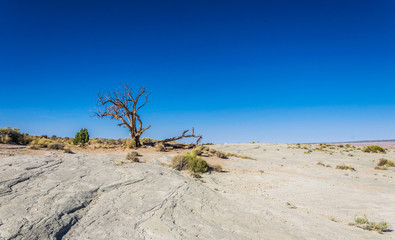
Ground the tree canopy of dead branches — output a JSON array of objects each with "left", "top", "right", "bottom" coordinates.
[{"left": 94, "top": 84, "right": 150, "bottom": 148}]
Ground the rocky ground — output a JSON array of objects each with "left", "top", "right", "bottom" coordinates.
[{"left": 0, "top": 143, "right": 394, "bottom": 239}]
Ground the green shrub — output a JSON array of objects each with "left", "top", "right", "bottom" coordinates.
[
  {"left": 187, "top": 152, "right": 209, "bottom": 173},
  {"left": 47, "top": 143, "right": 65, "bottom": 150},
  {"left": 73, "top": 128, "right": 89, "bottom": 145},
  {"left": 363, "top": 145, "right": 386, "bottom": 153},
  {"left": 189, "top": 158, "right": 209, "bottom": 173},
  {"left": 171, "top": 151, "right": 209, "bottom": 173}
]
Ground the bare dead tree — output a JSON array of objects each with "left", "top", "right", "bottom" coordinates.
[
  {"left": 94, "top": 84, "right": 151, "bottom": 148},
  {"left": 158, "top": 128, "right": 202, "bottom": 146}
]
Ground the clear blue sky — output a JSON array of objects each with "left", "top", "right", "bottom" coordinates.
[{"left": 1, "top": 0, "right": 394, "bottom": 143}]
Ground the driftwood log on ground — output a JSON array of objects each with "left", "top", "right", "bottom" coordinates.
[
  {"left": 143, "top": 128, "right": 202, "bottom": 149},
  {"left": 157, "top": 128, "right": 202, "bottom": 146}
]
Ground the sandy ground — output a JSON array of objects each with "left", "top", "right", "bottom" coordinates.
[{"left": 0, "top": 143, "right": 394, "bottom": 239}]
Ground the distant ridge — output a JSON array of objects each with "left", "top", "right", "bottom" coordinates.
[
  {"left": 309, "top": 139, "right": 395, "bottom": 149},
  {"left": 308, "top": 139, "right": 395, "bottom": 144},
  {"left": 328, "top": 139, "right": 395, "bottom": 144}
]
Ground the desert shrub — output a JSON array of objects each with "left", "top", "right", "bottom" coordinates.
[
  {"left": 376, "top": 158, "right": 394, "bottom": 169},
  {"left": 188, "top": 156, "right": 209, "bottom": 173},
  {"left": 122, "top": 138, "right": 137, "bottom": 148},
  {"left": 171, "top": 155, "right": 189, "bottom": 171},
  {"left": 208, "top": 148, "right": 217, "bottom": 154},
  {"left": 349, "top": 215, "right": 389, "bottom": 234},
  {"left": 215, "top": 151, "right": 228, "bottom": 159},
  {"left": 47, "top": 143, "right": 65, "bottom": 150},
  {"left": 317, "top": 161, "right": 325, "bottom": 166},
  {"left": 211, "top": 164, "right": 223, "bottom": 172},
  {"left": 377, "top": 158, "right": 388, "bottom": 166},
  {"left": 156, "top": 143, "right": 166, "bottom": 152},
  {"left": 141, "top": 137, "right": 153, "bottom": 144},
  {"left": 336, "top": 164, "right": 356, "bottom": 171},
  {"left": 172, "top": 152, "right": 209, "bottom": 173},
  {"left": 64, "top": 148, "right": 73, "bottom": 154},
  {"left": 107, "top": 139, "right": 117, "bottom": 145},
  {"left": 73, "top": 128, "right": 90, "bottom": 145},
  {"left": 28, "top": 145, "right": 40, "bottom": 150},
  {"left": 363, "top": 145, "right": 386, "bottom": 153},
  {"left": 126, "top": 152, "right": 139, "bottom": 162},
  {"left": 34, "top": 138, "right": 54, "bottom": 148},
  {"left": 128, "top": 151, "right": 139, "bottom": 157},
  {"left": 0, "top": 127, "right": 30, "bottom": 145}
]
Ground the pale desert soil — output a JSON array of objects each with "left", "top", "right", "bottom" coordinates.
[{"left": 0, "top": 143, "right": 394, "bottom": 239}]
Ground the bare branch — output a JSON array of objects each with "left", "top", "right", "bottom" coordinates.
[{"left": 158, "top": 128, "right": 202, "bottom": 144}]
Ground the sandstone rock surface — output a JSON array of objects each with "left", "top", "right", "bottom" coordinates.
[{"left": 0, "top": 143, "right": 394, "bottom": 239}]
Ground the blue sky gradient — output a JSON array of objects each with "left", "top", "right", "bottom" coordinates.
[{"left": 1, "top": 0, "right": 394, "bottom": 143}]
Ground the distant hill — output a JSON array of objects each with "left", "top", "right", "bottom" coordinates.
[{"left": 326, "top": 140, "right": 395, "bottom": 149}]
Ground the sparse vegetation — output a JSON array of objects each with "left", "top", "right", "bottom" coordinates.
[
  {"left": 377, "top": 158, "right": 395, "bottom": 167},
  {"left": 211, "top": 164, "right": 223, "bottom": 172},
  {"left": 336, "top": 164, "right": 356, "bottom": 171},
  {"left": 363, "top": 145, "right": 386, "bottom": 153},
  {"left": 47, "top": 143, "right": 65, "bottom": 150},
  {"left": 209, "top": 148, "right": 217, "bottom": 154},
  {"left": 215, "top": 151, "right": 227, "bottom": 159},
  {"left": 126, "top": 151, "right": 139, "bottom": 162},
  {"left": 375, "top": 158, "right": 395, "bottom": 170},
  {"left": 192, "top": 148, "right": 203, "bottom": 156},
  {"left": 156, "top": 143, "right": 166, "bottom": 152},
  {"left": 349, "top": 215, "right": 389, "bottom": 234},
  {"left": 0, "top": 127, "right": 31, "bottom": 145},
  {"left": 64, "top": 148, "right": 73, "bottom": 154}
]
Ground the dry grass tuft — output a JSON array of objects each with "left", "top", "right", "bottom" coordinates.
[
  {"left": 211, "top": 164, "right": 223, "bottom": 172},
  {"left": 336, "top": 164, "right": 356, "bottom": 171},
  {"left": 126, "top": 151, "right": 139, "bottom": 162},
  {"left": 155, "top": 143, "right": 166, "bottom": 152},
  {"left": 47, "top": 143, "right": 65, "bottom": 150}
]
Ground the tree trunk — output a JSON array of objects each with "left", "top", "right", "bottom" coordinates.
[{"left": 133, "top": 136, "right": 141, "bottom": 148}]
